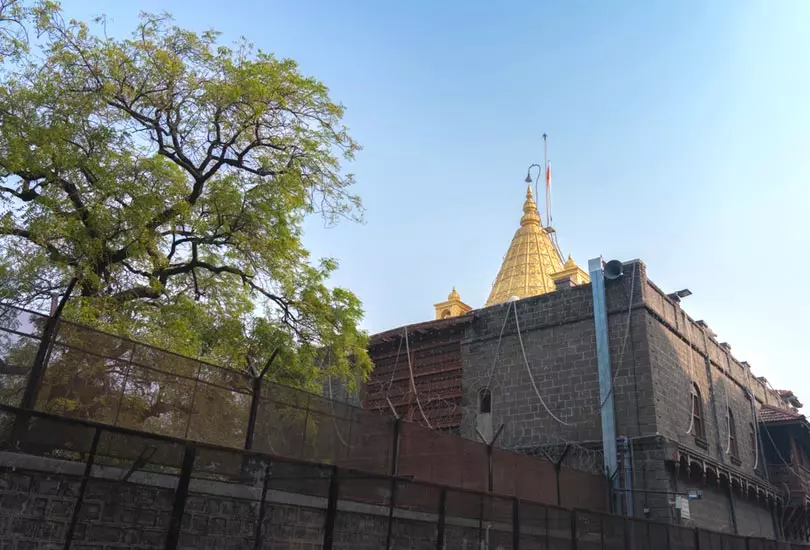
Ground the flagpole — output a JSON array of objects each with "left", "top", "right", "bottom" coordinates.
[{"left": 543, "top": 133, "right": 550, "bottom": 227}]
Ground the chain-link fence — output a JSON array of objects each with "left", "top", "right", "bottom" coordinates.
[
  {"left": 0, "top": 302, "right": 606, "bottom": 507},
  {"left": 1, "top": 403, "right": 807, "bottom": 549}
]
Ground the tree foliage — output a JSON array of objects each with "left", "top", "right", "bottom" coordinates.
[{"left": 0, "top": 4, "right": 371, "bottom": 395}]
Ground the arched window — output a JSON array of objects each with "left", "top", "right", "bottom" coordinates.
[
  {"left": 441, "top": 309, "right": 451, "bottom": 319},
  {"left": 727, "top": 407, "right": 739, "bottom": 458},
  {"left": 691, "top": 383, "right": 705, "bottom": 439},
  {"left": 479, "top": 389, "right": 492, "bottom": 414}
]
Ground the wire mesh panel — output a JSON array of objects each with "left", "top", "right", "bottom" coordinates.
[
  {"left": 186, "top": 363, "right": 252, "bottom": 448},
  {"left": 398, "top": 421, "right": 487, "bottom": 490},
  {"left": 300, "top": 392, "right": 394, "bottom": 475},
  {"left": 253, "top": 384, "right": 315, "bottom": 460},
  {"left": 517, "top": 501, "right": 552, "bottom": 550},
  {"left": 390, "top": 481, "right": 440, "bottom": 549},
  {"left": 0, "top": 409, "right": 95, "bottom": 548},
  {"left": 332, "top": 475, "right": 392, "bottom": 549},
  {"left": 181, "top": 445, "right": 264, "bottom": 549},
  {"left": 334, "top": 406, "right": 394, "bottom": 475},
  {"left": 79, "top": 429, "right": 185, "bottom": 548},
  {"left": 670, "top": 524, "right": 698, "bottom": 550},
  {"left": 481, "top": 495, "right": 515, "bottom": 550},
  {"left": 601, "top": 513, "right": 627, "bottom": 550},
  {"left": 444, "top": 489, "right": 484, "bottom": 549},
  {"left": 576, "top": 510, "right": 607, "bottom": 550},
  {"left": 262, "top": 460, "right": 331, "bottom": 548},
  {"left": 0, "top": 305, "right": 43, "bottom": 407}
]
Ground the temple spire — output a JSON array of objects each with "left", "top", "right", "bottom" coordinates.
[{"left": 485, "top": 186, "right": 585, "bottom": 307}]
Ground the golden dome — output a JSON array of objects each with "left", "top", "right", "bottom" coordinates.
[{"left": 485, "top": 187, "right": 566, "bottom": 306}]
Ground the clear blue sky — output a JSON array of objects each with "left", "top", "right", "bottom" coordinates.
[{"left": 60, "top": 1, "right": 810, "bottom": 399}]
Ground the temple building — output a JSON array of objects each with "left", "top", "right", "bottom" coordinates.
[{"left": 362, "top": 178, "right": 810, "bottom": 541}]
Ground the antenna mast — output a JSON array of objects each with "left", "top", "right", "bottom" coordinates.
[{"left": 543, "top": 133, "right": 550, "bottom": 228}]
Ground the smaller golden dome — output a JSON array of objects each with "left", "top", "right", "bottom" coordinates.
[
  {"left": 448, "top": 287, "right": 461, "bottom": 301},
  {"left": 564, "top": 254, "right": 577, "bottom": 269}
]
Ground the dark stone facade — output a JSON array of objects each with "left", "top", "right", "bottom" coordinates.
[{"left": 414, "top": 259, "right": 792, "bottom": 537}]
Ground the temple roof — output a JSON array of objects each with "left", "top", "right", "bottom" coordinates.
[
  {"left": 759, "top": 404, "right": 805, "bottom": 424},
  {"left": 485, "top": 186, "right": 566, "bottom": 306}
]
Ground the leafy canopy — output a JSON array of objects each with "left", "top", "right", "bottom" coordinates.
[{"left": 0, "top": 3, "right": 372, "bottom": 392}]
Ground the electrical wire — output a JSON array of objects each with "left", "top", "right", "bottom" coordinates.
[
  {"left": 685, "top": 321, "right": 695, "bottom": 435},
  {"left": 404, "top": 325, "right": 433, "bottom": 429},
  {"left": 383, "top": 328, "right": 405, "bottom": 400},
  {"left": 513, "top": 301, "right": 572, "bottom": 426},
  {"left": 483, "top": 300, "right": 514, "bottom": 392},
  {"left": 327, "top": 375, "right": 354, "bottom": 449}
]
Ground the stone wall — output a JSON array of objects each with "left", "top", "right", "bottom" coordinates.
[
  {"left": 0, "top": 455, "right": 444, "bottom": 550},
  {"left": 459, "top": 261, "right": 654, "bottom": 451}
]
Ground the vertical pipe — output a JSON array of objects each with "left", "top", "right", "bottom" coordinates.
[
  {"left": 63, "top": 426, "right": 101, "bottom": 550},
  {"left": 588, "top": 258, "right": 621, "bottom": 513},
  {"left": 253, "top": 463, "right": 272, "bottom": 550},
  {"left": 164, "top": 444, "right": 196, "bottom": 550},
  {"left": 545, "top": 507, "right": 550, "bottom": 550},
  {"left": 513, "top": 498, "right": 520, "bottom": 550},
  {"left": 437, "top": 488, "right": 447, "bottom": 550},
  {"left": 323, "top": 467, "right": 340, "bottom": 550},
  {"left": 624, "top": 436, "right": 635, "bottom": 517}
]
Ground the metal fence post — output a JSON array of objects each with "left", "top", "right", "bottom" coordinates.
[
  {"left": 390, "top": 417, "right": 402, "bottom": 476},
  {"left": 623, "top": 517, "right": 631, "bottom": 550},
  {"left": 571, "top": 510, "right": 579, "bottom": 550},
  {"left": 253, "top": 463, "right": 272, "bottom": 550},
  {"left": 164, "top": 444, "right": 196, "bottom": 550},
  {"left": 20, "top": 278, "right": 76, "bottom": 411},
  {"left": 513, "top": 498, "right": 520, "bottom": 550},
  {"left": 694, "top": 527, "right": 701, "bottom": 550},
  {"left": 63, "top": 426, "right": 101, "bottom": 550},
  {"left": 323, "top": 466, "right": 340, "bottom": 550},
  {"left": 385, "top": 479, "right": 398, "bottom": 550},
  {"left": 245, "top": 350, "right": 278, "bottom": 451},
  {"left": 437, "top": 488, "right": 447, "bottom": 550}
]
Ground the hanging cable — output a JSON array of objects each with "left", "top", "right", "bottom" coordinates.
[
  {"left": 724, "top": 379, "right": 732, "bottom": 454},
  {"left": 596, "top": 262, "right": 637, "bottom": 410},
  {"left": 404, "top": 325, "right": 433, "bottom": 429},
  {"left": 685, "top": 321, "right": 695, "bottom": 435},
  {"left": 514, "top": 302, "right": 572, "bottom": 426},
  {"left": 383, "top": 328, "right": 405, "bottom": 400},
  {"left": 327, "top": 375, "right": 355, "bottom": 449},
  {"left": 743, "top": 365, "right": 760, "bottom": 470},
  {"left": 483, "top": 300, "right": 514, "bottom": 392}
]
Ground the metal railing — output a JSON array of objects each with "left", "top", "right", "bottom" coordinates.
[
  {"left": 0, "top": 404, "right": 805, "bottom": 550},
  {"left": 0, "top": 302, "right": 606, "bottom": 508}
]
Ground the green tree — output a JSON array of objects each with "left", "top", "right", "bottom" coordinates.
[{"left": 0, "top": 5, "right": 372, "bottom": 404}]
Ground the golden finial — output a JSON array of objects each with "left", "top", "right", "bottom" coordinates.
[
  {"left": 448, "top": 287, "right": 460, "bottom": 301},
  {"left": 564, "top": 254, "right": 577, "bottom": 269},
  {"left": 520, "top": 186, "right": 541, "bottom": 227}
]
